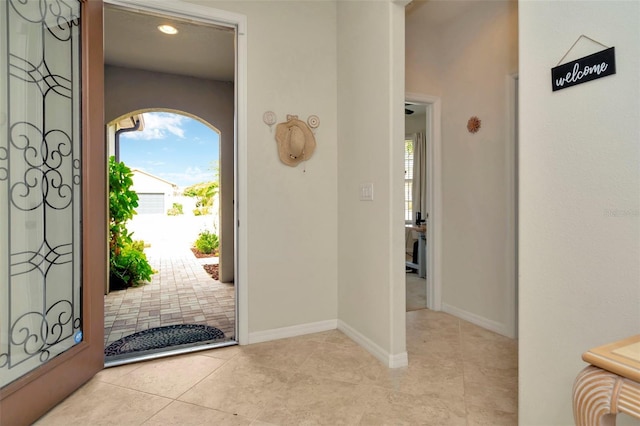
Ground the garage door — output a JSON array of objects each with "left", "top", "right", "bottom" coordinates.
[{"left": 136, "top": 193, "right": 165, "bottom": 214}]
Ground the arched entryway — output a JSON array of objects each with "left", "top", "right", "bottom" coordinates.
[{"left": 104, "top": 110, "right": 236, "bottom": 364}]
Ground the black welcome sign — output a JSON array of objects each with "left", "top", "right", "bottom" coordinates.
[{"left": 551, "top": 47, "right": 616, "bottom": 91}]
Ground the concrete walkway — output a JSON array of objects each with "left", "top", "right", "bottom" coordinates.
[{"left": 104, "top": 215, "right": 235, "bottom": 347}]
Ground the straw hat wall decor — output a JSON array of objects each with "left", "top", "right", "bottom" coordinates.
[{"left": 274, "top": 114, "right": 317, "bottom": 167}]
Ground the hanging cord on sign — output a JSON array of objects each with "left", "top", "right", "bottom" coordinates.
[{"left": 556, "top": 35, "right": 610, "bottom": 66}]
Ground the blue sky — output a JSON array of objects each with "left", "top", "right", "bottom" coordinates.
[{"left": 120, "top": 112, "right": 219, "bottom": 188}]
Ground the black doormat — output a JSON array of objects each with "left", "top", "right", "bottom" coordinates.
[{"left": 105, "top": 324, "right": 225, "bottom": 357}]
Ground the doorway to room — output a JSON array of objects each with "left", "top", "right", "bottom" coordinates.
[
  {"left": 405, "top": 96, "right": 442, "bottom": 313},
  {"left": 404, "top": 103, "right": 428, "bottom": 311},
  {"left": 103, "top": 3, "right": 239, "bottom": 365}
]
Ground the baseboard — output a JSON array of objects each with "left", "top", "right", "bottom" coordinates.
[
  {"left": 247, "top": 319, "right": 338, "bottom": 344},
  {"left": 337, "top": 320, "right": 408, "bottom": 368},
  {"left": 442, "top": 303, "right": 514, "bottom": 338}
]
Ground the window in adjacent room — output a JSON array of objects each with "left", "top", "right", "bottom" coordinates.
[{"left": 404, "top": 137, "right": 414, "bottom": 223}]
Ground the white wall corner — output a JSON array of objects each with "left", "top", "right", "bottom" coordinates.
[
  {"left": 247, "top": 320, "right": 337, "bottom": 344},
  {"left": 338, "top": 320, "right": 408, "bottom": 368},
  {"left": 442, "top": 303, "right": 515, "bottom": 339}
]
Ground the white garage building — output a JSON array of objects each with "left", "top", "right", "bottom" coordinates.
[{"left": 130, "top": 169, "right": 179, "bottom": 215}]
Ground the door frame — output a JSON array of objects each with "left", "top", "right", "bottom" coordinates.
[
  {"left": 103, "top": 0, "right": 249, "bottom": 344},
  {"left": 405, "top": 93, "right": 442, "bottom": 311},
  {"left": 506, "top": 73, "right": 519, "bottom": 338},
  {"left": 0, "top": 2, "right": 106, "bottom": 424}
]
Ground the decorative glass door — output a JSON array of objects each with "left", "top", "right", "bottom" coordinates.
[{"left": 0, "top": 0, "right": 83, "bottom": 389}]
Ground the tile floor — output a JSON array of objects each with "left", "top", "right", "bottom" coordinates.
[
  {"left": 38, "top": 309, "right": 517, "bottom": 425},
  {"left": 104, "top": 245, "right": 235, "bottom": 347},
  {"left": 406, "top": 272, "right": 427, "bottom": 312}
]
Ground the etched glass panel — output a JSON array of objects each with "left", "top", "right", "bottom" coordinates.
[{"left": 0, "top": 0, "right": 82, "bottom": 388}]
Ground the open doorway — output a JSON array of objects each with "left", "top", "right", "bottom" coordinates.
[
  {"left": 405, "top": 95, "right": 442, "bottom": 313},
  {"left": 103, "top": 3, "right": 238, "bottom": 364},
  {"left": 404, "top": 104, "right": 427, "bottom": 311}
]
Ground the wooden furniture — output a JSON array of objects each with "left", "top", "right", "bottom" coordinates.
[{"left": 573, "top": 335, "right": 640, "bottom": 425}]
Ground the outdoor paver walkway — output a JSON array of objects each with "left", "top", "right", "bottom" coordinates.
[{"left": 104, "top": 244, "right": 235, "bottom": 347}]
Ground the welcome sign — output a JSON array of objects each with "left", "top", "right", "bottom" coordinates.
[{"left": 551, "top": 47, "right": 616, "bottom": 91}]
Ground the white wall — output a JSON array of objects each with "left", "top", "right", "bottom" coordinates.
[
  {"left": 519, "top": 2, "right": 640, "bottom": 425},
  {"left": 337, "top": 1, "right": 407, "bottom": 365},
  {"left": 130, "top": 170, "right": 176, "bottom": 194},
  {"left": 406, "top": 1, "right": 518, "bottom": 336},
  {"left": 187, "top": 0, "right": 339, "bottom": 336}
]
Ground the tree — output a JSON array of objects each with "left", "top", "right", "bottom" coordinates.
[{"left": 183, "top": 162, "right": 219, "bottom": 215}]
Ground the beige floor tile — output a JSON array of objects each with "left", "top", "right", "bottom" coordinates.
[
  {"left": 406, "top": 272, "right": 427, "bottom": 312},
  {"left": 256, "top": 373, "right": 369, "bottom": 425},
  {"left": 143, "top": 400, "right": 252, "bottom": 425},
  {"left": 37, "top": 310, "right": 518, "bottom": 425},
  {"left": 178, "top": 357, "right": 293, "bottom": 420},
  {"left": 235, "top": 338, "right": 321, "bottom": 372},
  {"left": 461, "top": 340, "right": 518, "bottom": 370},
  {"left": 94, "top": 361, "right": 145, "bottom": 383},
  {"left": 35, "top": 380, "right": 171, "bottom": 426},
  {"left": 323, "top": 329, "right": 361, "bottom": 347},
  {"left": 407, "top": 337, "right": 463, "bottom": 363},
  {"left": 464, "top": 381, "right": 518, "bottom": 414},
  {"left": 200, "top": 344, "right": 244, "bottom": 360},
  {"left": 466, "top": 405, "right": 519, "bottom": 426},
  {"left": 358, "top": 385, "right": 467, "bottom": 426},
  {"left": 297, "top": 340, "right": 390, "bottom": 386},
  {"left": 108, "top": 353, "right": 227, "bottom": 399},
  {"left": 381, "top": 360, "right": 466, "bottom": 400},
  {"left": 463, "top": 363, "right": 518, "bottom": 391}
]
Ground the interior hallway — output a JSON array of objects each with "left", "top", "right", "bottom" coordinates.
[{"left": 37, "top": 310, "right": 517, "bottom": 425}]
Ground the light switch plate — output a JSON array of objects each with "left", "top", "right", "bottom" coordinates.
[{"left": 360, "top": 183, "right": 373, "bottom": 201}]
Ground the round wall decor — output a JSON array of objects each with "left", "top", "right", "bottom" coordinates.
[
  {"left": 467, "top": 116, "right": 481, "bottom": 134},
  {"left": 263, "top": 111, "right": 277, "bottom": 126}
]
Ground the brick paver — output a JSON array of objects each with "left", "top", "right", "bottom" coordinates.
[{"left": 104, "top": 244, "right": 235, "bottom": 347}]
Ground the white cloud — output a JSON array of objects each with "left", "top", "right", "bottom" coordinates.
[
  {"left": 146, "top": 160, "right": 166, "bottom": 166},
  {"left": 161, "top": 166, "right": 215, "bottom": 187},
  {"left": 121, "top": 112, "right": 186, "bottom": 140}
]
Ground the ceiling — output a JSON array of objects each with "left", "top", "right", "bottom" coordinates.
[
  {"left": 104, "top": 1, "right": 462, "bottom": 83},
  {"left": 104, "top": 5, "right": 235, "bottom": 82}
]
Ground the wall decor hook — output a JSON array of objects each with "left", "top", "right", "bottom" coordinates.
[{"left": 263, "top": 111, "right": 277, "bottom": 131}]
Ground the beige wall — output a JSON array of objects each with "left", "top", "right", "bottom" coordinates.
[
  {"left": 337, "top": 1, "right": 407, "bottom": 363},
  {"left": 104, "top": 65, "right": 236, "bottom": 282},
  {"left": 519, "top": 1, "right": 640, "bottom": 424},
  {"left": 188, "top": 0, "right": 340, "bottom": 336},
  {"left": 188, "top": 0, "right": 406, "bottom": 361},
  {"left": 406, "top": 1, "right": 518, "bottom": 335},
  {"left": 405, "top": 112, "right": 426, "bottom": 135}
]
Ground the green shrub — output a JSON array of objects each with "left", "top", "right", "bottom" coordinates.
[
  {"left": 110, "top": 241, "right": 155, "bottom": 289},
  {"left": 167, "top": 202, "right": 183, "bottom": 216},
  {"left": 184, "top": 181, "right": 218, "bottom": 213},
  {"left": 193, "top": 207, "right": 211, "bottom": 216},
  {"left": 108, "top": 156, "right": 154, "bottom": 289},
  {"left": 194, "top": 230, "right": 219, "bottom": 254}
]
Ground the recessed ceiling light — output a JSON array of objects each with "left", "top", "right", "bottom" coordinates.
[{"left": 157, "top": 25, "right": 178, "bottom": 35}]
